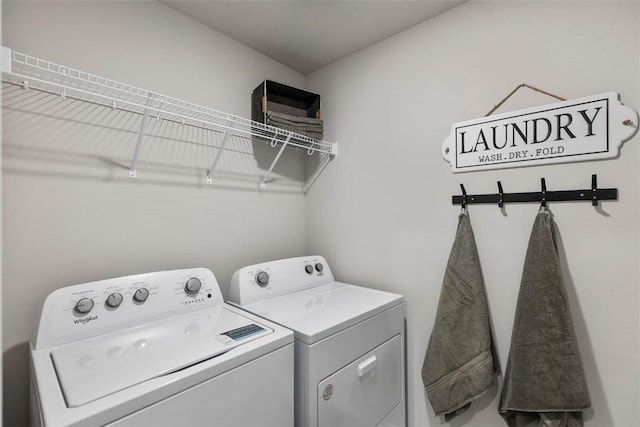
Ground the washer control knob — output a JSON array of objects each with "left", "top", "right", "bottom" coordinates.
[
  {"left": 305, "top": 265, "right": 314, "bottom": 275},
  {"left": 184, "top": 277, "right": 202, "bottom": 294},
  {"left": 133, "top": 288, "right": 149, "bottom": 303},
  {"left": 106, "top": 292, "right": 123, "bottom": 308},
  {"left": 315, "top": 263, "right": 324, "bottom": 273},
  {"left": 255, "top": 271, "right": 270, "bottom": 287},
  {"left": 74, "top": 298, "right": 94, "bottom": 315}
]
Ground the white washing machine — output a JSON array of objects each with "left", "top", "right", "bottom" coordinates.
[
  {"left": 30, "top": 268, "right": 294, "bottom": 426},
  {"left": 229, "top": 256, "right": 406, "bottom": 427}
]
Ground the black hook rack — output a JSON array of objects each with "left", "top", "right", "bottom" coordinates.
[{"left": 452, "top": 174, "right": 617, "bottom": 207}]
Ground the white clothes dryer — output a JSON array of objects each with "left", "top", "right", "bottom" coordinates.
[
  {"left": 30, "top": 268, "right": 294, "bottom": 427},
  {"left": 229, "top": 256, "right": 406, "bottom": 427}
]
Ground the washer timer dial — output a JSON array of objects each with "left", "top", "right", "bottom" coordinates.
[
  {"left": 184, "top": 277, "right": 202, "bottom": 295},
  {"left": 255, "top": 271, "right": 270, "bottom": 287}
]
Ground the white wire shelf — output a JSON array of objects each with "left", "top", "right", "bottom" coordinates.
[{"left": 1, "top": 46, "right": 337, "bottom": 192}]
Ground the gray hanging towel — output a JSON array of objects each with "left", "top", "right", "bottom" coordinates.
[
  {"left": 499, "top": 209, "right": 590, "bottom": 426},
  {"left": 422, "top": 212, "right": 497, "bottom": 420}
]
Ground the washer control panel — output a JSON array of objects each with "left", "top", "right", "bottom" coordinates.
[
  {"left": 229, "top": 255, "right": 334, "bottom": 306},
  {"left": 34, "top": 268, "right": 224, "bottom": 349}
]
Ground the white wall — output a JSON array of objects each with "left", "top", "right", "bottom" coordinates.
[
  {"left": 2, "top": 2, "right": 308, "bottom": 425},
  {"left": 3, "top": 1, "right": 639, "bottom": 427},
  {"left": 306, "top": 2, "right": 639, "bottom": 426}
]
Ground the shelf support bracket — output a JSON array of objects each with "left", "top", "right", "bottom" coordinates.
[
  {"left": 303, "top": 152, "right": 333, "bottom": 194},
  {"left": 206, "top": 121, "right": 233, "bottom": 184},
  {"left": 260, "top": 134, "right": 292, "bottom": 189},
  {"left": 129, "top": 94, "right": 155, "bottom": 178}
]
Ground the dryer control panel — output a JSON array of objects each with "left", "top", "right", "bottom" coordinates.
[
  {"left": 34, "top": 268, "right": 224, "bottom": 350},
  {"left": 229, "top": 255, "right": 334, "bottom": 305}
]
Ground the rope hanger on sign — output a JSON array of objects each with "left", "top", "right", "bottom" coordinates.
[{"left": 485, "top": 83, "right": 567, "bottom": 117}]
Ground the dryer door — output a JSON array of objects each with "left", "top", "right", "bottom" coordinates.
[{"left": 317, "top": 334, "right": 403, "bottom": 426}]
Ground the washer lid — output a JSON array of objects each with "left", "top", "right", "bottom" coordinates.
[
  {"left": 241, "top": 282, "right": 403, "bottom": 344},
  {"left": 51, "top": 306, "right": 272, "bottom": 408}
]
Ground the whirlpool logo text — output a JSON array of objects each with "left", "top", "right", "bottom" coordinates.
[{"left": 74, "top": 315, "right": 98, "bottom": 325}]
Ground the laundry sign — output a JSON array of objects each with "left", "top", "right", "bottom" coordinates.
[{"left": 442, "top": 92, "right": 638, "bottom": 173}]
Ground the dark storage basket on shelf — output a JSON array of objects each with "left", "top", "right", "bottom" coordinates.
[
  {"left": 252, "top": 80, "right": 323, "bottom": 145},
  {"left": 252, "top": 80, "right": 321, "bottom": 122}
]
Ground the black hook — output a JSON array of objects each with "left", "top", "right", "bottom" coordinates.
[
  {"left": 460, "top": 183, "right": 468, "bottom": 209},
  {"left": 540, "top": 178, "right": 547, "bottom": 207},
  {"left": 591, "top": 174, "right": 598, "bottom": 206},
  {"left": 497, "top": 181, "right": 504, "bottom": 208}
]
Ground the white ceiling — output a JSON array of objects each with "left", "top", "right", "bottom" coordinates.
[{"left": 162, "top": 1, "right": 465, "bottom": 74}]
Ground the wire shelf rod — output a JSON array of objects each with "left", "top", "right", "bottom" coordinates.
[
  {"left": 3, "top": 76, "right": 331, "bottom": 154},
  {"left": 5, "top": 48, "right": 335, "bottom": 154},
  {"left": 2, "top": 46, "right": 337, "bottom": 189}
]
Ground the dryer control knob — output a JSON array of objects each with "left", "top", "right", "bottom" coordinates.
[
  {"left": 106, "top": 292, "right": 123, "bottom": 308},
  {"left": 133, "top": 288, "right": 149, "bottom": 303},
  {"left": 315, "top": 263, "right": 324, "bottom": 273},
  {"left": 184, "top": 277, "right": 202, "bottom": 294},
  {"left": 305, "top": 265, "right": 314, "bottom": 275},
  {"left": 255, "top": 271, "right": 270, "bottom": 287},
  {"left": 74, "top": 298, "right": 94, "bottom": 315}
]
